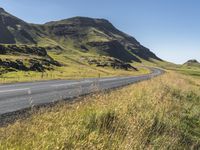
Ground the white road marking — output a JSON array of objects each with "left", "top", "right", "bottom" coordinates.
[{"left": 0, "top": 88, "right": 30, "bottom": 94}]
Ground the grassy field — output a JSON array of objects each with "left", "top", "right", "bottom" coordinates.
[
  {"left": 0, "top": 70, "right": 199, "bottom": 149},
  {"left": 169, "top": 67, "right": 200, "bottom": 78},
  {"left": 141, "top": 59, "right": 200, "bottom": 78}
]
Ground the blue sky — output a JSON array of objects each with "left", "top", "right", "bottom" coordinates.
[{"left": 0, "top": 0, "right": 199, "bottom": 64}]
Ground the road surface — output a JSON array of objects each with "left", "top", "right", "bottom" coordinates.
[{"left": 0, "top": 68, "right": 164, "bottom": 115}]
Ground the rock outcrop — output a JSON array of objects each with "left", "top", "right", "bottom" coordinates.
[
  {"left": 0, "top": 44, "right": 61, "bottom": 74},
  {"left": 87, "top": 57, "right": 137, "bottom": 71}
]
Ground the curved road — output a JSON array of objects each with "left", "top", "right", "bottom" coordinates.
[{"left": 0, "top": 68, "right": 164, "bottom": 115}]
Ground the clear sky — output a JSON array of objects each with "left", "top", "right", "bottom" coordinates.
[{"left": 0, "top": 0, "right": 199, "bottom": 64}]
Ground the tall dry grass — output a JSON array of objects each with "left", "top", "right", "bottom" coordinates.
[{"left": 0, "top": 72, "right": 199, "bottom": 149}]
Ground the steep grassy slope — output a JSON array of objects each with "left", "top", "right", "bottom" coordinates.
[
  {"left": 40, "top": 17, "right": 162, "bottom": 62},
  {"left": 0, "top": 8, "right": 42, "bottom": 44},
  {"left": 0, "top": 71, "right": 199, "bottom": 149}
]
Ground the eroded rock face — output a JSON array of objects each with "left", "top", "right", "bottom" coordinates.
[
  {"left": 87, "top": 40, "right": 141, "bottom": 63},
  {"left": 0, "top": 58, "right": 61, "bottom": 74},
  {"left": 88, "top": 57, "right": 137, "bottom": 71},
  {"left": 0, "top": 44, "right": 62, "bottom": 74},
  {"left": 0, "top": 59, "right": 27, "bottom": 71},
  {"left": 0, "top": 45, "right": 47, "bottom": 56}
]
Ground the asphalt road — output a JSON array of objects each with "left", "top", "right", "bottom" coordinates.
[{"left": 0, "top": 68, "right": 164, "bottom": 115}]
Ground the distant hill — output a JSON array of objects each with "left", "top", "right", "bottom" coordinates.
[
  {"left": 184, "top": 59, "right": 200, "bottom": 67},
  {"left": 0, "top": 8, "right": 162, "bottom": 63}
]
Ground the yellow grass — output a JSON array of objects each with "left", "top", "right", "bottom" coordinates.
[{"left": 0, "top": 71, "right": 199, "bottom": 149}]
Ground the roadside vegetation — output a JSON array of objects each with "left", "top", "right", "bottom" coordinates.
[
  {"left": 0, "top": 66, "right": 148, "bottom": 84},
  {"left": 169, "top": 67, "right": 200, "bottom": 78},
  {"left": 0, "top": 70, "right": 199, "bottom": 149}
]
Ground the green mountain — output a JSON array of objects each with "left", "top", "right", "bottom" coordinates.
[{"left": 0, "top": 8, "right": 161, "bottom": 63}]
